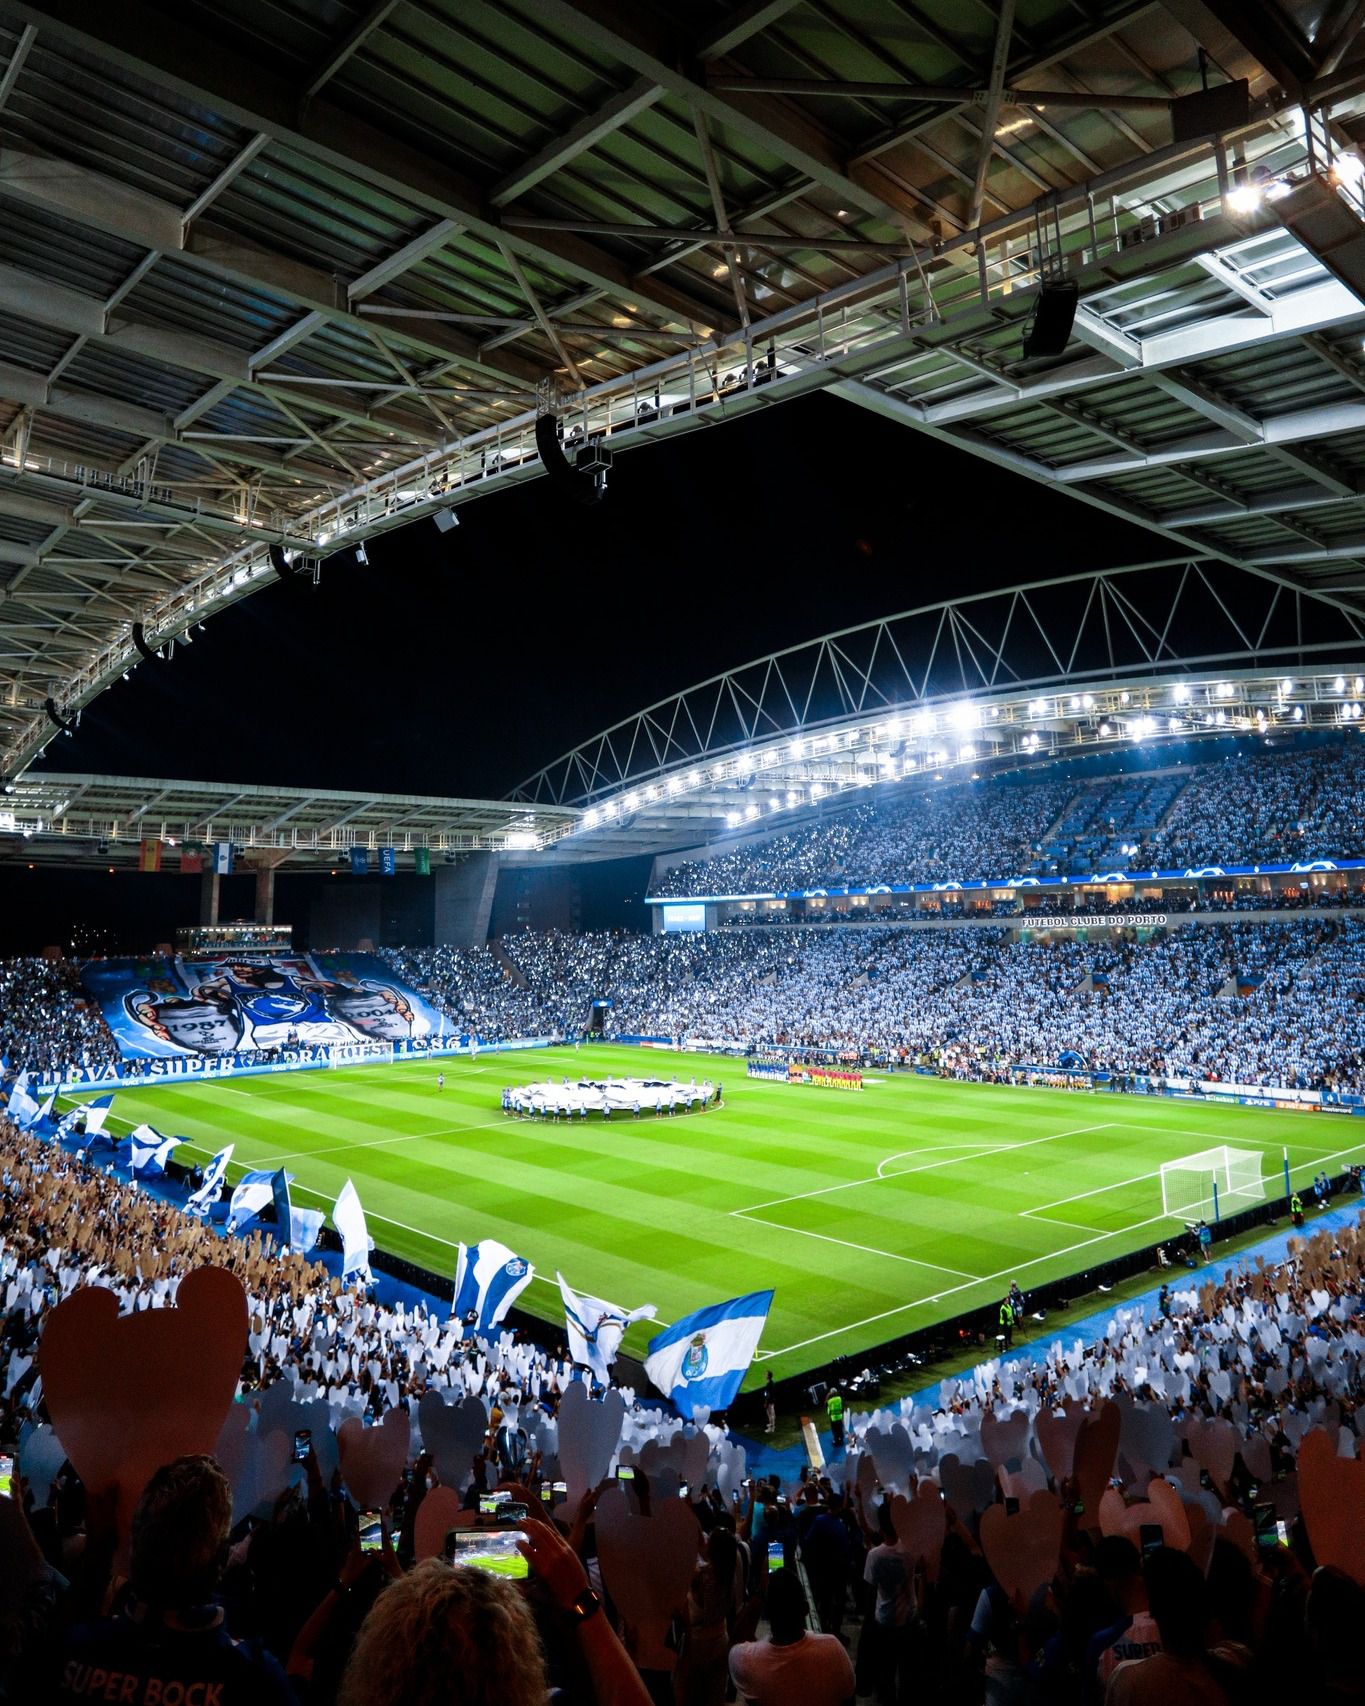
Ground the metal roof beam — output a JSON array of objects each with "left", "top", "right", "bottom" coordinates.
[
  {"left": 490, "top": 76, "right": 664, "bottom": 207},
  {"left": 523, "top": 0, "right": 917, "bottom": 234},
  {"left": 4, "top": 0, "right": 725, "bottom": 335},
  {"left": 0, "top": 141, "right": 542, "bottom": 389}
]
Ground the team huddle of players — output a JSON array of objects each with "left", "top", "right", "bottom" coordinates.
[
  {"left": 124, "top": 956, "right": 423, "bottom": 1057},
  {"left": 501, "top": 1076, "right": 720, "bottom": 1120}
]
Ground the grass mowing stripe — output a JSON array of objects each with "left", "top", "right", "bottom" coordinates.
[{"left": 55, "top": 1047, "right": 1365, "bottom": 1382}]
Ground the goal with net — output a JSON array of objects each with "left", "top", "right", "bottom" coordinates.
[{"left": 1159, "top": 1146, "right": 1265, "bottom": 1221}]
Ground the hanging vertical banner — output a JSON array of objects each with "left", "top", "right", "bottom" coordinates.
[
  {"left": 180, "top": 846, "right": 204, "bottom": 875},
  {"left": 350, "top": 847, "right": 370, "bottom": 875},
  {"left": 380, "top": 846, "right": 397, "bottom": 876},
  {"left": 139, "top": 839, "right": 161, "bottom": 873},
  {"left": 213, "top": 843, "right": 234, "bottom": 875},
  {"left": 413, "top": 846, "right": 431, "bottom": 877}
]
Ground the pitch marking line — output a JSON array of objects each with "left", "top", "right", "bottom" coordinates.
[
  {"left": 753, "top": 1201, "right": 1185, "bottom": 1362},
  {"left": 729, "top": 1213, "right": 979, "bottom": 1281},
  {"left": 258, "top": 1121, "right": 509, "bottom": 1166},
  {"left": 731, "top": 1124, "right": 1115, "bottom": 1215}
]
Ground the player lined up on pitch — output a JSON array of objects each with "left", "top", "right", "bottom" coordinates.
[{"left": 501, "top": 1076, "right": 720, "bottom": 1120}]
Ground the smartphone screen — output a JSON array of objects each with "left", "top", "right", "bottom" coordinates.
[
  {"left": 1253, "top": 1504, "right": 1289, "bottom": 1550},
  {"left": 478, "top": 1494, "right": 505, "bottom": 1515},
  {"left": 678, "top": 1483, "right": 690, "bottom": 1499},
  {"left": 450, "top": 1529, "right": 528, "bottom": 1579},
  {"left": 615, "top": 1466, "right": 634, "bottom": 1481},
  {"left": 293, "top": 1429, "right": 312, "bottom": 1463},
  {"left": 552, "top": 1481, "right": 567, "bottom": 1502},
  {"left": 767, "top": 1541, "right": 784, "bottom": 1572},
  {"left": 0, "top": 1453, "right": 12, "bottom": 1498},
  {"left": 1139, "top": 1523, "right": 1163, "bottom": 1557},
  {"left": 1003, "top": 1497, "right": 1020, "bottom": 1517},
  {"left": 358, "top": 1509, "right": 383, "bottom": 1553},
  {"left": 492, "top": 1501, "right": 528, "bottom": 1523}
]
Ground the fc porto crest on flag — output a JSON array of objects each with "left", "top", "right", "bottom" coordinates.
[{"left": 682, "top": 1333, "right": 709, "bottom": 1382}]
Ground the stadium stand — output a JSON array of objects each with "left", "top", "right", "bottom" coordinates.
[
  {"left": 652, "top": 738, "right": 1365, "bottom": 897},
  {"left": 6, "top": 911, "right": 1365, "bottom": 1093},
  {"left": 0, "top": 960, "right": 120, "bottom": 1079}
]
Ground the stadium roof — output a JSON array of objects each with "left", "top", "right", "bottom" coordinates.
[
  {"left": 4, "top": 1, "right": 1365, "bottom": 782},
  {"left": 0, "top": 772, "right": 574, "bottom": 866}
]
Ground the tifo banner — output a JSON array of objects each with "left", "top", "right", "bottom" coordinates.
[{"left": 79, "top": 950, "right": 449, "bottom": 1061}]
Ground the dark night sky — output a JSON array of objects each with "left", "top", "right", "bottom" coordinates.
[{"left": 36, "top": 393, "right": 1158, "bottom": 798}]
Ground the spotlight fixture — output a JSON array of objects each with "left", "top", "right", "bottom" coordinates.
[
  {"left": 432, "top": 508, "right": 459, "bottom": 534},
  {"left": 355, "top": 541, "right": 369, "bottom": 564}
]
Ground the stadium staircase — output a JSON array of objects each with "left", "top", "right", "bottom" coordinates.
[
  {"left": 490, "top": 940, "right": 529, "bottom": 988},
  {"left": 1032, "top": 768, "right": 1191, "bottom": 875}
]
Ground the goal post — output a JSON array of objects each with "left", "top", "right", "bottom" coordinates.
[{"left": 1160, "top": 1146, "right": 1265, "bottom": 1222}]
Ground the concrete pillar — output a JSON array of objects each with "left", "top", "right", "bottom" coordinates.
[
  {"left": 433, "top": 851, "right": 500, "bottom": 947},
  {"left": 241, "top": 849, "right": 293, "bottom": 926},
  {"left": 199, "top": 869, "right": 220, "bottom": 926}
]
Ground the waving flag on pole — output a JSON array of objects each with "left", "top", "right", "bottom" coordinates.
[
  {"left": 228, "top": 1168, "right": 282, "bottom": 1233},
  {"left": 644, "top": 1291, "right": 774, "bottom": 1418},
  {"left": 187, "top": 1144, "right": 233, "bottom": 1216},
  {"left": 333, "top": 1179, "right": 374, "bottom": 1281},
  {"left": 29, "top": 1092, "right": 57, "bottom": 1138},
  {"left": 451, "top": 1240, "right": 534, "bottom": 1336},
  {"left": 124, "top": 1125, "right": 182, "bottom": 1177},
  {"left": 265, "top": 1168, "right": 324, "bottom": 1254},
  {"left": 5, "top": 1071, "right": 39, "bottom": 1129},
  {"left": 557, "top": 1272, "right": 656, "bottom": 1385},
  {"left": 80, "top": 1095, "right": 115, "bottom": 1147}
]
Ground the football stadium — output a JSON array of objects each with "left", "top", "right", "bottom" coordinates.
[{"left": 5, "top": 2, "right": 1365, "bottom": 1701}]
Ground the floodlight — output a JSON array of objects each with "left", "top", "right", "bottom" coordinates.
[
  {"left": 433, "top": 508, "right": 460, "bottom": 533},
  {"left": 1225, "top": 183, "right": 1263, "bottom": 215}
]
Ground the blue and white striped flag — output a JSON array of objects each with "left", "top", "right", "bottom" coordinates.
[
  {"left": 289, "top": 1205, "right": 325, "bottom": 1256},
  {"left": 452, "top": 1240, "right": 534, "bottom": 1336},
  {"left": 228, "top": 1167, "right": 282, "bottom": 1233},
  {"left": 126, "top": 1125, "right": 182, "bottom": 1176},
  {"left": 29, "top": 1092, "right": 56, "bottom": 1137},
  {"left": 74, "top": 1095, "right": 115, "bottom": 1149},
  {"left": 213, "top": 841, "right": 234, "bottom": 875},
  {"left": 187, "top": 1144, "right": 233, "bottom": 1215},
  {"left": 5, "top": 1071, "right": 39, "bottom": 1129},
  {"left": 558, "top": 1272, "right": 656, "bottom": 1385},
  {"left": 644, "top": 1290, "right": 774, "bottom": 1418}
]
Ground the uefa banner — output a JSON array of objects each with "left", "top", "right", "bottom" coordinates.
[{"left": 80, "top": 950, "right": 451, "bottom": 1062}]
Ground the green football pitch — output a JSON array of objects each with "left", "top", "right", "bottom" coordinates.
[{"left": 60, "top": 1046, "right": 1365, "bottom": 1383}]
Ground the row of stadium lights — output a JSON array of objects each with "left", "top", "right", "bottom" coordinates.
[{"left": 574, "top": 674, "right": 1365, "bottom": 835}]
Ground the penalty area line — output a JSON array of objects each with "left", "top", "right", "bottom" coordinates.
[
  {"left": 730, "top": 1210, "right": 980, "bottom": 1281},
  {"left": 752, "top": 1198, "right": 1191, "bottom": 1362}
]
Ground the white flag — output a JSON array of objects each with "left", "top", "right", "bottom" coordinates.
[
  {"left": 333, "top": 1179, "right": 374, "bottom": 1281},
  {"left": 557, "top": 1271, "right": 656, "bottom": 1385}
]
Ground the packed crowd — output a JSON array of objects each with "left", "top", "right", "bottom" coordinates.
[
  {"left": 488, "top": 919, "right": 1365, "bottom": 1093},
  {"left": 378, "top": 941, "right": 547, "bottom": 1043},
  {"left": 7, "top": 906, "right": 1365, "bottom": 1098},
  {"left": 0, "top": 959, "right": 120, "bottom": 1080},
  {"left": 5, "top": 1145, "right": 1365, "bottom": 1703},
  {"left": 651, "top": 737, "right": 1365, "bottom": 900},
  {"left": 654, "top": 778, "right": 1074, "bottom": 897}
]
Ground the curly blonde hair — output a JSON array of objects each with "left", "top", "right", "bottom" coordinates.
[{"left": 338, "top": 1558, "right": 548, "bottom": 1706}]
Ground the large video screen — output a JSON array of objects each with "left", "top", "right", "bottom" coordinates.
[
  {"left": 81, "top": 951, "right": 448, "bottom": 1060},
  {"left": 661, "top": 903, "right": 707, "bottom": 933}
]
